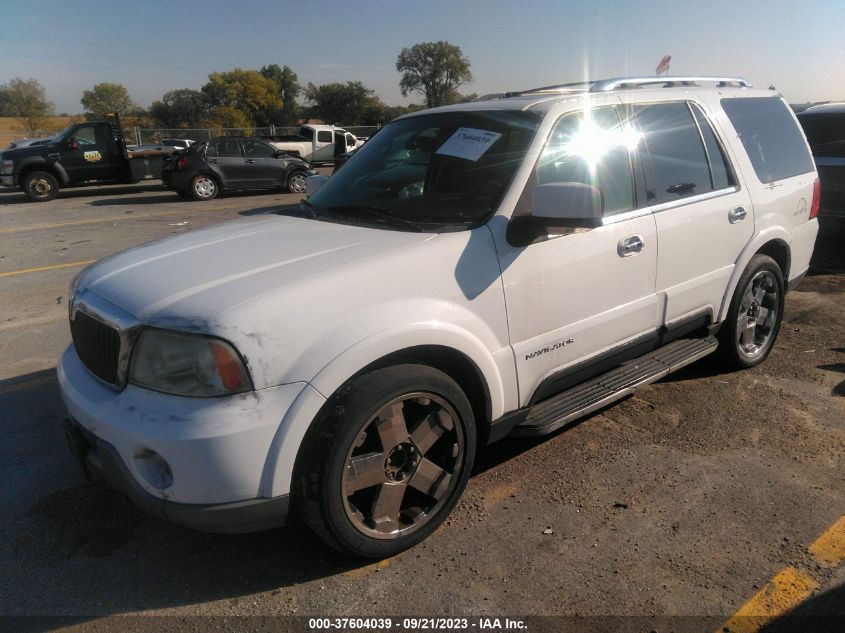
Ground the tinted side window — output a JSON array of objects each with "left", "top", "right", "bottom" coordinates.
[
  {"left": 721, "top": 97, "right": 814, "bottom": 183},
  {"left": 690, "top": 104, "right": 733, "bottom": 190},
  {"left": 213, "top": 140, "right": 241, "bottom": 157},
  {"left": 243, "top": 140, "right": 275, "bottom": 158},
  {"left": 317, "top": 130, "right": 332, "bottom": 143},
  {"left": 635, "top": 102, "right": 712, "bottom": 204},
  {"left": 538, "top": 107, "right": 635, "bottom": 216}
]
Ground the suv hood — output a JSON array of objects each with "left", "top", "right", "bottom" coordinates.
[{"left": 77, "top": 215, "right": 434, "bottom": 320}]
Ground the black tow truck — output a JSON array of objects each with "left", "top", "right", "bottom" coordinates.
[{"left": 0, "top": 113, "right": 172, "bottom": 202}]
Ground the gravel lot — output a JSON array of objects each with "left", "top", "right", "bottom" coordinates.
[{"left": 0, "top": 183, "right": 842, "bottom": 631}]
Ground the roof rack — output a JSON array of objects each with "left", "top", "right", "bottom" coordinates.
[
  {"left": 589, "top": 76, "right": 751, "bottom": 92},
  {"left": 506, "top": 76, "right": 751, "bottom": 98}
]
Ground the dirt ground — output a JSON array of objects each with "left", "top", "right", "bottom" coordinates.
[{"left": 0, "top": 184, "right": 842, "bottom": 632}]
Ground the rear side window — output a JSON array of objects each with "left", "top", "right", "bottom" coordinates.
[
  {"left": 634, "top": 102, "right": 712, "bottom": 204},
  {"left": 208, "top": 140, "right": 241, "bottom": 157},
  {"left": 721, "top": 97, "right": 814, "bottom": 183},
  {"left": 690, "top": 104, "right": 734, "bottom": 191}
]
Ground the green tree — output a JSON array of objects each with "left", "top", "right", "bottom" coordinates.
[
  {"left": 396, "top": 41, "right": 473, "bottom": 109},
  {"left": 3, "top": 77, "right": 55, "bottom": 133},
  {"left": 304, "top": 81, "right": 385, "bottom": 125},
  {"left": 150, "top": 89, "right": 210, "bottom": 128},
  {"left": 81, "top": 82, "right": 138, "bottom": 118},
  {"left": 201, "top": 69, "right": 281, "bottom": 127},
  {"left": 259, "top": 64, "right": 300, "bottom": 125}
]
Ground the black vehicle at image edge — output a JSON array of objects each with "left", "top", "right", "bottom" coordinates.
[{"left": 162, "top": 137, "right": 311, "bottom": 200}]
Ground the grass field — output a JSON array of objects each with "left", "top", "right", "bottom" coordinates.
[{"left": 0, "top": 116, "right": 78, "bottom": 146}]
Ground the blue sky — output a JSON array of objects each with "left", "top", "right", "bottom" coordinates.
[{"left": 1, "top": 0, "right": 844, "bottom": 113}]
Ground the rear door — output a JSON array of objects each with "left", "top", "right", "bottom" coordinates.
[
  {"left": 206, "top": 139, "right": 245, "bottom": 187},
  {"left": 630, "top": 100, "right": 754, "bottom": 328},
  {"left": 242, "top": 139, "right": 284, "bottom": 188}
]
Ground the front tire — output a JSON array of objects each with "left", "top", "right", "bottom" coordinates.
[
  {"left": 718, "top": 254, "right": 785, "bottom": 369},
  {"left": 189, "top": 174, "right": 219, "bottom": 200},
  {"left": 287, "top": 170, "right": 307, "bottom": 194},
  {"left": 22, "top": 170, "right": 59, "bottom": 202},
  {"left": 296, "top": 364, "right": 476, "bottom": 559}
]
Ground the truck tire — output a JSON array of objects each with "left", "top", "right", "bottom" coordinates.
[
  {"left": 189, "top": 174, "right": 219, "bottom": 201},
  {"left": 22, "top": 170, "right": 60, "bottom": 202},
  {"left": 718, "top": 254, "right": 785, "bottom": 369},
  {"left": 296, "top": 364, "right": 476, "bottom": 559},
  {"left": 287, "top": 170, "right": 308, "bottom": 194}
]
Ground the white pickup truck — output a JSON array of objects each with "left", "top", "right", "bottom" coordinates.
[
  {"left": 59, "top": 76, "right": 819, "bottom": 559},
  {"left": 269, "top": 124, "right": 363, "bottom": 163}
]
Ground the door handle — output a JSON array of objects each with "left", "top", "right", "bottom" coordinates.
[
  {"left": 209, "top": 159, "right": 219, "bottom": 164},
  {"left": 245, "top": 159, "right": 256, "bottom": 164},
  {"left": 617, "top": 235, "right": 644, "bottom": 257},
  {"left": 728, "top": 206, "right": 747, "bottom": 224}
]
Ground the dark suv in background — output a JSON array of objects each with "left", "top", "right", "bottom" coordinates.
[
  {"left": 798, "top": 104, "right": 845, "bottom": 217},
  {"left": 163, "top": 137, "right": 311, "bottom": 200}
]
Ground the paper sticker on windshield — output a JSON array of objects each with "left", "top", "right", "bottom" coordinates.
[
  {"left": 83, "top": 151, "right": 102, "bottom": 163},
  {"left": 435, "top": 128, "right": 502, "bottom": 161}
]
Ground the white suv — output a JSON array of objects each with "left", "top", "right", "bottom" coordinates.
[{"left": 59, "top": 76, "right": 820, "bottom": 558}]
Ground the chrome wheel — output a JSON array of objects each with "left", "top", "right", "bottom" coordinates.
[
  {"left": 193, "top": 176, "right": 217, "bottom": 199},
  {"left": 288, "top": 172, "right": 307, "bottom": 194},
  {"left": 28, "top": 176, "right": 52, "bottom": 197},
  {"left": 736, "top": 270, "right": 780, "bottom": 359},
  {"left": 342, "top": 392, "right": 465, "bottom": 540}
]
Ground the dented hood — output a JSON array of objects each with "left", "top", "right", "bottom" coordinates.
[{"left": 76, "top": 214, "right": 434, "bottom": 320}]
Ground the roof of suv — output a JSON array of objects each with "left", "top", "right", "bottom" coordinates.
[{"left": 400, "top": 76, "right": 776, "bottom": 118}]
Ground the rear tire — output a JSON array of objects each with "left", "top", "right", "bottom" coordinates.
[
  {"left": 22, "top": 170, "right": 59, "bottom": 202},
  {"left": 189, "top": 174, "right": 219, "bottom": 201},
  {"left": 718, "top": 254, "right": 785, "bottom": 369},
  {"left": 296, "top": 364, "right": 476, "bottom": 559}
]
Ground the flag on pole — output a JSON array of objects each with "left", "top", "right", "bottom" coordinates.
[{"left": 656, "top": 55, "right": 671, "bottom": 75}]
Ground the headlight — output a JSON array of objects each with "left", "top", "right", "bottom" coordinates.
[
  {"left": 129, "top": 329, "right": 252, "bottom": 397},
  {"left": 0, "top": 159, "right": 13, "bottom": 173},
  {"left": 68, "top": 272, "right": 83, "bottom": 318}
]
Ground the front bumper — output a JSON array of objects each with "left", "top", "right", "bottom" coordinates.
[
  {"left": 0, "top": 174, "right": 16, "bottom": 187},
  {"left": 58, "top": 344, "right": 309, "bottom": 530},
  {"left": 64, "top": 417, "right": 290, "bottom": 533}
]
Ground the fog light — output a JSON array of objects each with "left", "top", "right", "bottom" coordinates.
[{"left": 134, "top": 449, "right": 173, "bottom": 490}]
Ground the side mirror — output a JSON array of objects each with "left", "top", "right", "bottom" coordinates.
[
  {"left": 68, "top": 137, "right": 79, "bottom": 151},
  {"left": 532, "top": 182, "right": 603, "bottom": 228},
  {"left": 305, "top": 174, "right": 329, "bottom": 197}
]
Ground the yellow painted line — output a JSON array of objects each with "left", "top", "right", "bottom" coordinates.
[
  {"left": 0, "top": 207, "right": 223, "bottom": 235},
  {"left": 809, "top": 514, "right": 845, "bottom": 568},
  {"left": 0, "top": 259, "right": 95, "bottom": 278},
  {"left": 717, "top": 567, "right": 820, "bottom": 633},
  {"left": 342, "top": 558, "right": 389, "bottom": 580}
]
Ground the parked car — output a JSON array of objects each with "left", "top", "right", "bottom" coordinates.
[
  {"left": 5, "top": 137, "right": 53, "bottom": 150},
  {"left": 268, "top": 124, "right": 362, "bottom": 163},
  {"left": 0, "top": 114, "right": 168, "bottom": 201},
  {"left": 161, "top": 136, "right": 311, "bottom": 200},
  {"left": 159, "top": 138, "right": 195, "bottom": 150},
  {"left": 60, "top": 76, "right": 819, "bottom": 558},
  {"left": 798, "top": 103, "right": 845, "bottom": 217}
]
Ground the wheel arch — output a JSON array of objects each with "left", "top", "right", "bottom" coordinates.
[
  {"left": 718, "top": 228, "right": 792, "bottom": 322},
  {"left": 18, "top": 161, "right": 68, "bottom": 186}
]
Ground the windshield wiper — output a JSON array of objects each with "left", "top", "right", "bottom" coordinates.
[{"left": 323, "top": 205, "right": 426, "bottom": 232}]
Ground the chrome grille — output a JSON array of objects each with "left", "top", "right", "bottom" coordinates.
[{"left": 70, "top": 310, "right": 121, "bottom": 385}]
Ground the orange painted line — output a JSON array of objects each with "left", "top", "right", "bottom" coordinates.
[
  {"left": 0, "top": 259, "right": 95, "bottom": 277},
  {"left": 809, "top": 514, "right": 845, "bottom": 568}
]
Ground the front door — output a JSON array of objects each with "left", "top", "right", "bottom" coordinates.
[
  {"left": 60, "top": 124, "right": 116, "bottom": 182},
  {"left": 493, "top": 104, "right": 660, "bottom": 406},
  {"left": 242, "top": 139, "right": 284, "bottom": 188},
  {"left": 313, "top": 129, "right": 335, "bottom": 162}
]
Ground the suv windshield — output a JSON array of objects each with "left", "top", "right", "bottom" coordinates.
[{"left": 307, "top": 110, "right": 540, "bottom": 230}]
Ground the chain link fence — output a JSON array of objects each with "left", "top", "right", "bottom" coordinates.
[{"left": 2, "top": 125, "right": 382, "bottom": 149}]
